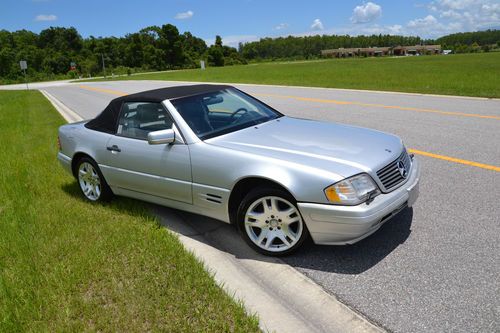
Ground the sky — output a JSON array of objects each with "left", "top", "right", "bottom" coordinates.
[{"left": 1, "top": 0, "right": 499, "bottom": 46}]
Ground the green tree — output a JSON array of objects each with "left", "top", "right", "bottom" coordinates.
[
  {"left": 207, "top": 35, "right": 225, "bottom": 66},
  {"left": 159, "top": 24, "right": 184, "bottom": 68}
]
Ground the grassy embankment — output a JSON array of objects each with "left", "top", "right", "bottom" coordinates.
[
  {"left": 85, "top": 52, "right": 500, "bottom": 98},
  {"left": 0, "top": 90, "right": 259, "bottom": 332}
]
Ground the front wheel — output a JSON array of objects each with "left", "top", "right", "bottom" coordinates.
[
  {"left": 237, "top": 188, "right": 309, "bottom": 256},
  {"left": 76, "top": 157, "right": 113, "bottom": 202}
]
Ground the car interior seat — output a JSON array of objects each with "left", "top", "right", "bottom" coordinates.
[{"left": 175, "top": 100, "right": 213, "bottom": 135}]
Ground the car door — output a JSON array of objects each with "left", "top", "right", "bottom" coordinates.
[{"left": 101, "top": 101, "right": 192, "bottom": 204}]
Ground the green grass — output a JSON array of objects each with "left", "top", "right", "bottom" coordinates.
[
  {"left": 84, "top": 53, "right": 500, "bottom": 98},
  {"left": 0, "top": 90, "right": 259, "bottom": 332}
]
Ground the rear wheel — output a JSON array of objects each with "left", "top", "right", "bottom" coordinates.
[
  {"left": 76, "top": 157, "right": 113, "bottom": 202},
  {"left": 237, "top": 188, "right": 308, "bottom": 256}
]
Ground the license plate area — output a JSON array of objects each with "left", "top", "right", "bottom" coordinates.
[{"left": 377, "top": 201, "right": 408, "bottom": 226}]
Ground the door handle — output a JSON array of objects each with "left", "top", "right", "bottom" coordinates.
[{"left": 106, "top": 145, "right": 121, "bottom": 152}]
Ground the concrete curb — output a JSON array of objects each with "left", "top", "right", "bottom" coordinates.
[
  {"left": 155, "top": 207, "right": 385, "bottom": 333},
  {"left": 40, "top": 89, "right": 83, "bottom": 122},
  {"left": 43, "top": 89, "right": 385, "bottom": 333}
]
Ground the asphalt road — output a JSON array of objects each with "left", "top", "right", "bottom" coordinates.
[{"left": 42, "top": 81, "right": 499, "bottom": 333}]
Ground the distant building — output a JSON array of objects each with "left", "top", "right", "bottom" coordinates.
[
  {"left": 321, "top": 45, "right": 442, "bottom": 58},
  {"left": 392, "top": 45, "right": 441, "bottom": 56}
]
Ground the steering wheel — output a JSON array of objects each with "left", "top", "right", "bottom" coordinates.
[{"left": 229, "top": 108, "right": 249, "bottom": 122}]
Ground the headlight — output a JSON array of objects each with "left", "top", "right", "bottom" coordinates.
[{"left": 324, "top": 174, "right": 379, "bottom": 205}]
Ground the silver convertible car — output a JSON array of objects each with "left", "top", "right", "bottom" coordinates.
[{"left": 57, "top": 84, "right": 419, "bottom": 256}]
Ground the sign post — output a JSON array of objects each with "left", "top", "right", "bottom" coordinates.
[
  {"left": 101, "top": 54, "right": 106, "bottom": 78},
  {"left": 19, "top": 60, "right": 28, "bottom": 90}
]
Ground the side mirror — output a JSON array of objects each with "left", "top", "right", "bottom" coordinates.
[{"left": 147, "top": 129, "right": 175, "bottom": 145}]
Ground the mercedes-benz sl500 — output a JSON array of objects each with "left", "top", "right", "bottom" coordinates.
[{"left": 57, "top": 85, "right": 419, "bottom": 255}]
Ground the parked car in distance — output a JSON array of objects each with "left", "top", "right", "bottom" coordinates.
[{"left": 57, "top": 84, "right": 420, "bottom": 256}]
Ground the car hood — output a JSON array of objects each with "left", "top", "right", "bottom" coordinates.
[{"left": 205, "top": 116, "right": 404, "bottom": 178}]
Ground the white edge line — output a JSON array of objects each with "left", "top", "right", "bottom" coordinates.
[{"left": 40, "top": 89, "right": 83, "bottom": 122}]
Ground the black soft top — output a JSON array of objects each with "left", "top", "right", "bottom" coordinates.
[{"left": 85, "top": 84, "right": 231, "bottom": 133}]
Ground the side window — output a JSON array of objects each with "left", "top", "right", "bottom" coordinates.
[{"left": 117, "top": 102, "right": 173, "bottom": 140}]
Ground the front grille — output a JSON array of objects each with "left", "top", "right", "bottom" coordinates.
[{"left": 376, "top": 149, "right": 411, "bottom": 192}]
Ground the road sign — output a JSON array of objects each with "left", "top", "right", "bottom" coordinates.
[
  {"left": 70, "top": 61, "right": 76, "bottom": 70},
  {"left": 19, "top": 60, "right": 28, "bottom": 90}
]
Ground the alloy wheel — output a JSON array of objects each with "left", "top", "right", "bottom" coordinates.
[
  {"left": 244, "top": 196, "right": 304, "bottom": 253},
  {"left": 78, "top": 162, "right": 101, "bottom": 201}
]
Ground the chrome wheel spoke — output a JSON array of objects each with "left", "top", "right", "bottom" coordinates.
[
  {"left": 283, "top": 215, "right": 300, "bottom": 225},
  {"left": 282, "top": 225, "right": 297, "bottom": 242},
  {"left": 262, "top": 198, "right": 272, "bottom": 214},
  {"left": 256, "top": 229, "right": 269, "bottom": 245},
  {"left": 264, "top": 233, "right": 276, "bottom": 249},
  {"left": 84, "top": 185, "right": 92, "bottom": 196},
  {"left": 278, "top": 232, "right": 291, "bottom": 247},
  {"left": 245, "top": 211, "right": 266, "bottom": 228}
]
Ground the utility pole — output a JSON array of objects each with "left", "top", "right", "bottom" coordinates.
[{"left": 101, "top": 53, "right": 106, "bottom": 78}]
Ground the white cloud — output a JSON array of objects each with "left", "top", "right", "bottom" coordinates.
[
  {"left": 275, "top": 23, "right": 289, "bottom": 30},
  {"left": 174, "top": 10, "right": 193, "bottom": 20},
  {"left": 34, "top": 14, "right": 57, "bottom": 21},
  {"left": 432, "top": 0, "right": 476, "bottom": 11},
  {"left": 387, "top": 24, "right": 403, "bottom": 34},
  {"left": 424, "top": 0, "right": 500, "bottom": 35},
  {"left": 440, "top": 10, "right": 462, "bottom": 19},
  {"left": 310, "top": 19, "right": 324, "bottom": 30},
  {"left": 223, "top": 0, "right": 499, "bottom": 44},
  {"left": 351, "top": 2, "right": 382, "bottom": 23},
  {"left": 407, "top": 14, "right": 439, "bottom": 29}
]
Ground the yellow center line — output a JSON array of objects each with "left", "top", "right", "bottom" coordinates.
[
  {"left": 78, "top": 85, "right": 127, "bottom": 96},
  {"left": 408, "top": 149, "right": 500, "bottom": 172},
  {"left": 255, "top": 93, "right": 500, "bottom": 120},
  {"left": 76, "top": 84, "right": 500, "bottom": 172}
]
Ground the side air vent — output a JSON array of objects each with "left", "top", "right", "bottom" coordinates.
[{"left": 204, "top": 193, "right": 222, "bottom": 204}]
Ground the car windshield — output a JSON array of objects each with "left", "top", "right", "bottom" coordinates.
[{"left": 170, "top": 88, "right": 282, "bottom": 140}]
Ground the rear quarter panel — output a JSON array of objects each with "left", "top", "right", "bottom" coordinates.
[{"left": 58, "top": 122, "right": 111, "bottom": 169}]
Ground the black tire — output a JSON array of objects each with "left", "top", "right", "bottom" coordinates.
[
  {"left": 75, "top": 157, "right": 113, "bottom": 202},
  {"left": 236, "top": 187, "right": 309, "bottom": 256}
]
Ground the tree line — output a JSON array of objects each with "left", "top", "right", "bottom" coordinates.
[
  {"left": 0, "top": 24, "right": 498, "bottom": 84},
  {"left": 0, "top": 24, "right": 244, "bottom": 83},
  {"left": 434, "top": 29, "right": 500, "bottom": 53},
  {"left": 239, "top": 34, "right": 423, "bottom": 60}
]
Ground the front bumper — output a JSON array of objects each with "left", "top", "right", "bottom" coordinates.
[
  {"left": 57, "top": 152, "right": 73, "bottom": 175},
  {"left": 298, "top": 158, "right": 420, "bottom": 245}
]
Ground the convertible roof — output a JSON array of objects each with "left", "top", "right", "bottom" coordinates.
[
  {"left": 118, "top": 84, "right": 232, "bottom": 103},
  {"left": 85, "top": 84, "right": 231, "bottom": 134}
]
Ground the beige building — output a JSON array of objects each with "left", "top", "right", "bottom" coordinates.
[{"left": 321, "top": 45, "right": 442, "bottom": 58}]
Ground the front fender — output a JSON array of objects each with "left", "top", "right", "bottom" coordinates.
[{"left": 190, "top": 142, "right": 343, "bottom": 204}]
